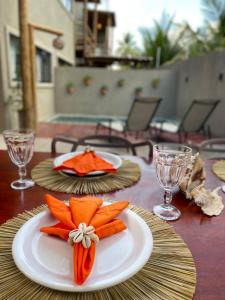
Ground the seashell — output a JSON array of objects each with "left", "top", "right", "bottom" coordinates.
[
  {"left": 82, "top": 235, "right": 91, "bottom": 248},
  {"left": 73, "top": 230, "right": 84, "bottom": 243},
  {"left": 179, "top": 153, "right": 206, "bottom": 199},
  {"left": 179, "top": 153, "right": 224, "bottom": 216},
  {"left": 79, "top": 223, "right": 87, "bottom": 232},
  {"left": 191, "top": 186, "right": 224, "bottom": 216},
  {"left": 68, "top": 223, "right": 99, "bottom": 248},
  {"left": 68, "top": 229, "right": 78, "bottom": 239},
  {"left": 85, "top": 146, "right": 94, "bottom": 153},
  {"left": 89, "top": 233, "right": 99, "bottom": 244},
  {"left": 86, "top": 226, "right": 95, "bottom": 234},
  {"left": 68, "top": 238, "right": 74, "bottom": 246}
]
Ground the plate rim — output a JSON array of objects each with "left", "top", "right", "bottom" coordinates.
[
  {"left": 12, "top": 203, "right": 153, "bottom": 292},
  {"left": 53, "top": 151, "right": 122, "bottom": 176}
]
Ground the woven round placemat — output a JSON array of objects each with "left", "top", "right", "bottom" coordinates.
[
  {"left": 212, "top": 160, "right": 225, "bottom": 181},
  {"left": 31, "top": 159, "right": 141, "bottom": 194},
  {"left": 0, "top": 204, "right": 196, "bottom": 300}
]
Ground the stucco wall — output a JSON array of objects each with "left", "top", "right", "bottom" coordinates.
[
  {"left": 172, "top": 51, "right": 225, "bottom": 136},
  {"left": 0, "top": 0, "right": 75, "bottom": 129},
  {"left": 55, "top": 67, "right": 177, "bottom": 118}
]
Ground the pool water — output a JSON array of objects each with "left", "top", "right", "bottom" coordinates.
[{"left": 50, "top": 114, "right": 126, "bottom": 124}]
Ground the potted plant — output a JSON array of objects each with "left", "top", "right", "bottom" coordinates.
[
  {"left": 117, "top": 78, "right": 125, "bottom": 87},
  {"left": 151, "top": 78, "right": 161, "bottom": 89},
  {"left": 83, "top": 75, "right": 93, "bottom": 86},
  {"left": 100, "top": 85, "right": 109, "bottom": 96},
  {"left": 135, "top": 87, "right": 143, "bottom": 97},
  {"left": 66, "top": 82, "right": 75, "bottom": 94}
]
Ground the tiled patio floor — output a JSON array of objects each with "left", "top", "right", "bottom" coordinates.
[
  {"left": 37, "top": 122, "right": 97, "bottom": 139},
  {"left": 0, "top": 122, "right": 208, "bottom": 156},
  {"left": 37, "top": 122, "right": 207, "bottom": 144}
]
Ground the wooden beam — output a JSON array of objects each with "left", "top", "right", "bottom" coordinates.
[
  {"left": 29, "top": 23, "right": 63, "bottom": 36},
  {"left": 83, "top": 0, "right": 88, "bottom": 57},
  {"left": 18, "top": 0, "right": 34, "bottom": 128},
  {"left": 105, "top": 15, "right": 112, "bottom": 55},
  {"left": 28, "top": 24, "right": 37, "bottom": 129},
  {"left": 92, "top": 0, "right": 98, "bottom": 54}
]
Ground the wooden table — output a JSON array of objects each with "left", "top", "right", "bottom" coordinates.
[{"left": 0, "top": 150, "right": 225, "bottom": 300}]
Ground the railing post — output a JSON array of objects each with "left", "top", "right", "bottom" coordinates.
[
  {"left": 83, "top": 0, "right": 88, "bottom": 57},
  {"left": 93, "top": 0, "right": 98, "bottom": 55}
]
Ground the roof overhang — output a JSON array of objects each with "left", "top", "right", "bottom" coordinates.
[
  {"left": 75, "top": 0, "right": 101, "bottom": 3},
  {"left": 83, "top": 55, "right": 153, "bottom": 68},
  {"left": 88, "top": 10, "right": 116, "bottom": 27}
]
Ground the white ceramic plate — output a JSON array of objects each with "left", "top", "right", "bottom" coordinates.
[
  {"left": 53, "top": 151, "right": 122, "bottom": 176},
  {"left": 12, "top": 202, "right": 153, "bottom": 292}
]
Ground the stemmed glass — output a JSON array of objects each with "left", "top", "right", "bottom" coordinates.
[
  {"left": 153, "top": 143, "right": 192, "bottom": 221},
  {"left": 3, "top": 129, "right": 35, "bottom": 190}
]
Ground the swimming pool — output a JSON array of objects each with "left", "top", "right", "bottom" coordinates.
[{"left": 50, "top": 114, "right": 126, "bottom": 124}]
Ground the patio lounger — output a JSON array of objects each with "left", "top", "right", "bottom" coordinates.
[
  {"left": 96, "top": 97, "right": 162, "bottom": 138},
  {"left": 151, "top": 99, "right": 220, "bottom": 143},
  {"left": 198, "top": 138, "right": 225, "bottom": 159},
  {"left": 51, "top": 134, "right": 153, "bottom": 160}
]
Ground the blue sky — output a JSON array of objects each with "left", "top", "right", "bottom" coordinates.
[{"left": 99, "top": 0, "right": 204, "bottom": 50}]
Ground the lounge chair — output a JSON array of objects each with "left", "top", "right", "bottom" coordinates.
[
  {"left": 51, "top": 134, "right": 153, "bottom": 161},
  {"left": 151, "top": 99, "right": 220, "bottom": 143},
  {"left": 198, "top": 138, "right": 225, "bottom": 159},
  {"left": 96, "top": 97, "right": 162, "bottom": 138}
]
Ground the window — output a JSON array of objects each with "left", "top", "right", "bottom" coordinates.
[
  {"left": 36, "top": 47, "right": 52, "bottom": 83},
  {"left": 9, "top": 34, "right": 51, "bottom": 83},
  {"left": 9, "top": 34, "right": 21, "bottom": 81},
  {"left": 60, "top": 0, "right": 72, "bottom": 12}
]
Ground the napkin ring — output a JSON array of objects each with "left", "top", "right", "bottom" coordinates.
[{"left": 68, "top": 223, "right": 99, "bottom": 248}]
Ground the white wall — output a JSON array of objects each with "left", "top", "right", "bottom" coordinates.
[
  {"left": 172, "top": 50, "right": 225, "bottom": 136},
  {"left": 55, "top": 67, "right": 177, "bottom": 118},
  {"left": 0, "top": 0, "right": 75, "bottom": 129}
]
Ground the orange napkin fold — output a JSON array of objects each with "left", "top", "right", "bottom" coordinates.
[
  {"left": 53, "top": 151, "right": 116, "bottom": 176},
  {"left": 40, "top": 194, "right": 128, "bottom": 285}
]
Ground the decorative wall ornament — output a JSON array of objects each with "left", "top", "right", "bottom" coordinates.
[
  {"left": 83, "top": 75, "right": 93, "bottom": 86},
  {"left": 53, "top": 36, "right": 64, "bottom": 50},
  {"left": 151, "top": 78, "right": 161, "bottom": 89},
  {"left": 100, "top": 85, "right": 109, "bottom": 96},
  {"left": 179, "top": 153, "right": 224, "bottom": 216},
  {"left": 117, "top": 78, "right": 125, "bottom": 87},
  {"left": 134, "top": 87, "right": 143, "bottom": 97},
  {"left": 66, "top": 82, "right": 75, "bottom": 94}
]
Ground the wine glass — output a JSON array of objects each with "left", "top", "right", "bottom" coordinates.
[
  {"left": 153, "top": 143, "right": 192, "bottom": 221},
  {"left": 3, "top": 129, "right": 35, "bottom": 190}
]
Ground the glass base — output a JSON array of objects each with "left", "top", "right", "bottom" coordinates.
[
  {"left": 11, "top": 179, "right": 34, "bottom": 190},
  {"left": 153, "top": 204, "right": 181, "bottom": 221}
]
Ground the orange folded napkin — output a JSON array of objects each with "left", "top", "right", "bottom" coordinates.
[
  {"left": 53, "top": 150, "right": 116, "bottom": 176},
  {"left": 40, "top": 194, "right": 128, "bottom": 285}
]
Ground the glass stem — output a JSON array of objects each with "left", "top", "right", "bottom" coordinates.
[
  {"left": 18, "top": 166, "right": 26, "bottom": 182},
  {"left": 164, "top": 190, "right": 172, "bottom": 205}
]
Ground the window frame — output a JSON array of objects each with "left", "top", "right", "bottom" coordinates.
[
  {"left": 36, "top": 46, "right": 52, "bottom": 84},
  {"left": 6, "top": 26, "right": 54, "bottom": 88},
  {"left": 5, "top": 26, "right": 20, "bottom": 88},
  {"left": 9, "top": 34, "right": 21, "bottom": 82}
]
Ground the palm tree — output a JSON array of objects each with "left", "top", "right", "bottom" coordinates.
[
  {"left": 116, "top": 33, "right": 140, "bottom": 57},
  {"left": 184, "top": 0, "right": 225, "bottom": 57},
  {"left": 201, "top": 0, "right": 225, "bottom": 47},
  {"left": 176, "top": 23, "right": 210, "bottom": 58},
  {"left": 140, "top": 12, "right": 184, "bottom": 66}
]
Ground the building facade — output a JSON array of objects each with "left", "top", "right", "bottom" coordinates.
[{"left": 0, "top": 0, "right": 75, "bottom": 130}]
